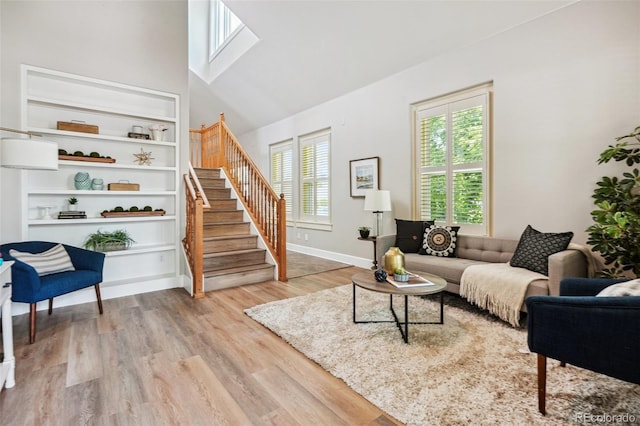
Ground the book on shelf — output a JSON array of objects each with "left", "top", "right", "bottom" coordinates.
[
  {"left": 386, "top": 272, "right": 436, "bottom": 289},
  {"left": 58, "top": 211, "right": 87, "bottom": 219}
]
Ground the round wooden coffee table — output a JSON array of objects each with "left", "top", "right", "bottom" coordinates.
[{"left": 351, "top": 270, "right": 447, "bottom": 343}]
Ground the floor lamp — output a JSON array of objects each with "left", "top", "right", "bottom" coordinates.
[
  {"left": 364, "top": 189, "right": 392, "bottom": 237},
  {"left": 1, "top": 127, "right": 58, "bottom": 170}
]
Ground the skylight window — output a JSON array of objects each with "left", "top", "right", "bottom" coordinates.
[{"left": 209, "top": 0, "right": 244, "bottom": 60}]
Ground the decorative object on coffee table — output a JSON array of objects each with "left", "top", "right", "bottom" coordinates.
[{"left": 384, "top": 246, "right": 405, "bottom": 274}]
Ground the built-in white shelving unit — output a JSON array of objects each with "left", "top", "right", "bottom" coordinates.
[{"left": 21, "top": 65, "right": 180, "bottom": 293}]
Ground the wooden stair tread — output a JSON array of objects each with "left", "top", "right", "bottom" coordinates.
[
  {"left": 203, "top": 234, "right": 257, "bottom": 242},
  {"left": 203, "top": 263, "right": 273, "bottom": 277},
  {"left": 203, "top": 248, "right": 264, "bottom": 258}
]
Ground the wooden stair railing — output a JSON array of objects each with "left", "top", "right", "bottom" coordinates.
[
  {"left": 188, "top": 113, "right": 287, "bottom": 283},
  {"left": 182, "top": 163, "right": 210, "bottom": 298}
]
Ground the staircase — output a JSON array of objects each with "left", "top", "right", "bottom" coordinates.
[{"left": 195, "top": 168, "right": 275, "bottom": 291}]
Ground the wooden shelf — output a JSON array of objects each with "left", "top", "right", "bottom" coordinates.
[
  {"left": 101, "top": 210, "right": 166, "bottom": 218},
  {"left": 58, "top": 155, "right": 116, "bottom": 163}
]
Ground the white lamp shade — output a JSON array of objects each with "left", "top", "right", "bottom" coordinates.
[
  {"left": 364, "top": 189, "right": 392, "bottom": 212},
  {"left": 1, "top": 138, "right": 58, "bottom": 170}
]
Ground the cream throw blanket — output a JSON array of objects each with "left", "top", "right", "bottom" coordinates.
[{"left": 460, "top": 263, "right": 546, "bottom": 327}]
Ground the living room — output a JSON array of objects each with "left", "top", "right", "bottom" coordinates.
[{"left": 0, "top": 0, "right": 639, "bottom": 424}]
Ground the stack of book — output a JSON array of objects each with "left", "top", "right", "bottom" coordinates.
[{"left": 58, "top": 211, "right": 87, "bottom": 219}]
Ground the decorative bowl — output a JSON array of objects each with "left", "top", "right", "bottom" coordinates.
[{"left": 394, "top": 273, "right": 410, "bottom": 282}]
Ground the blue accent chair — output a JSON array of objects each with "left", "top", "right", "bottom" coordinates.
[
  {"left": 526, "top": 277, "right": 640, "bottom": 415},
  {"left": 0, "top": 241, "right": 105, "bottom": 344}
]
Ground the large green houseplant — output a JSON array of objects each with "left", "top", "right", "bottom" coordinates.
[{"left": 586, "top": 125, "right": 640, "bottom": 278}]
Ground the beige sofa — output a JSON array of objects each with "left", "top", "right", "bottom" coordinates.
[{"left": 375, "top": 234, "right": 588, "bottom": 311}]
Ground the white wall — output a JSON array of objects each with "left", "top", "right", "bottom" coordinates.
[
  {"left": 0, "top": 0, "right": 189, "bottom": 243},
  {"left": 239, "top": 1, "right": 639, "bottom": 262}
]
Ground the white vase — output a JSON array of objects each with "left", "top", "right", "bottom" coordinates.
[
  {"left": 68, "top": 204, "right": 78, "bottom": 211},
  {"left": 151, "top": 129, "right": 164, "bottom": 141}
]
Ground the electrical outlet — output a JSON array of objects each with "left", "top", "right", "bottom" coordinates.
[
  {"left": 159, "top": 254, "right": 164, "bottom": 262},
  {"left": 296, "top": 232, "right": 301, "bottom": 239},
  {"left": 304, "top": 233, "right": 309, "bottom": 241}
]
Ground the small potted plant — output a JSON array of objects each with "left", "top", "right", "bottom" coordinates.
[
  {"left": 68, "top": 197, "right": 79, "bottom": 211},
  {"left": 358, "top": 226, "right": 371, "bottom": 238},
  {"left": 83, "top": 229, "right": 135, "bottom": 252}
]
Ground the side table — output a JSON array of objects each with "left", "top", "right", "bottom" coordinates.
[
  {"left": 0, "top": 261, "right": 15, "bottom": 391},
  {"left": 358, "top": 236, "right": 378, "bottom": 270}
]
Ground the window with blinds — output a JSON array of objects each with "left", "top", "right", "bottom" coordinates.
[
  {"left": 209, "top": 0, "right": 244, "bottom": 60},
  {"left": 414, "top": 84, "right": 491, "bottom": 235},
  {"left": 299, "top": 130, "right": 331, "bottom": 224},
  {"left": 270, "top": 140, "right": 293, "bottom": 220}
]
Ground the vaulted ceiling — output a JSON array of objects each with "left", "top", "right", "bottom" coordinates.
[{"left": 189, "top": 0, "right": 574, "bottom": 135}]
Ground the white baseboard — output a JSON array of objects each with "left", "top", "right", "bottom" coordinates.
[
  {"left": 287, "top": 243, "right": 373, "bottom": 270},
  {"left": 10, "top": 275, "right": 186, "bottom": 316}
]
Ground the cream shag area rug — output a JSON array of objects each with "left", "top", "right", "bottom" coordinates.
[{"left": 245, "top": 285, "right": 640, "bottom": 426}]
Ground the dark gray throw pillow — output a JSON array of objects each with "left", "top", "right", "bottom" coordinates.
[
  {"left": 509, "top": 225, "right": 573, "bottom": 275},
  {"left": 419, "top": 225, "right": 460, "bottom": 257},
  {"left": 394, "top": 219, "right": 434, "bottom": 253}
]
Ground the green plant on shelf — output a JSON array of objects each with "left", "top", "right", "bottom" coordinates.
[{"left": 83, "top": 229, "right": 135, "bottom": 252}]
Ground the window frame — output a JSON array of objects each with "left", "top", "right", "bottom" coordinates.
[
  {"left": 412, "top": 83, "right": 492, "bottom": 236},
  {"left": 208, "top": 0, "right": 245, "bottom": 61},
  {"left": 269, "top": 140, "right": 294, "bottom": 222},
  {"left": 298, "top": 129, "right": 332, "bottom": 229}
]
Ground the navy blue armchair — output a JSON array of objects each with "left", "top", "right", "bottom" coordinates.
[
  {"left": 0, "top": 241, "right": 105, "bottom": 344},
  {"left": 526, "top": 277, "right": 640, "bottom": 415}
]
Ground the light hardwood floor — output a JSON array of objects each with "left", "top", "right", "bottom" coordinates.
[{"left": 0, "top": 265, "right": 402, "bottom": 426}]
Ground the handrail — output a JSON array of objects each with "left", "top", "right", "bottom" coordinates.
[
  {"left": 189, "top": 113, "right": 287, "bottom": 282},
  {"left": 182, "top": 165, "right": 208, "bottom": 298}
]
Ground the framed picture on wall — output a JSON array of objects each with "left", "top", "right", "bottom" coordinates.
[{"left": 349, "top": 156, "right": 379, "bottom": 197}]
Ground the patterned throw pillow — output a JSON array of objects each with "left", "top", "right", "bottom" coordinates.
[
  {"left": 419, "top": 225, "right": 460, "bottom": 257},
  {"left": 10, "top": 244, "right": 75, "bottom": 276},
  {"left": 509, "top": 225, "right": 573, "bottom": 275},
  {"left": 394, "top": 219, "right": 434, "bottom": 253}
]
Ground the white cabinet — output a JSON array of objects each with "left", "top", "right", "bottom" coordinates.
[
  {"left": 21, "top": 65, "right": 180, "bottom": 292},
  {"left": 0, "top": 261, "right": 15, "bottom": 391}
]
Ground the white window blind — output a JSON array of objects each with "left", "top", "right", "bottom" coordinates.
[
  {"left": 299, "top": 130, "right": 331, "bottom": 224},
  {"left": 414, "top": 85, "right": 491, "bottom": 235},
  {"left": 270, "top": 140, "right": 293, "bottom": 220}
]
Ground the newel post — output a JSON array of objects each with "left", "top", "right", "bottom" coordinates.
[
  {"left": 218, "top": 112, "right": 227, "bottom": 169},
  {"left": 277, "top": 193, "right": 288, "bottom": 282},
  {"left": 193, "top": 193, "right": 205, "bottom": 299}
]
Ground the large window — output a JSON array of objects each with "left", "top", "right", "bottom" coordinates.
[
  {"left": 209, "top": 0, "right": 244, "bottom": 60},
  {"left": 414, "top": 84, "right": 491, "bottom": 235},
  {"left": 270, "top": 140, "right": 294, "bottom": 221},
  {"left": 269, "top": 130, "right": 332, "bottom": 230},
  {"left": 300, "top": 130, "right": 331, "bottom": 225}
]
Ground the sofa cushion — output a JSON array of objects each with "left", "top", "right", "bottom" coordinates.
[
  {"left": 10, "top": 243, "right": 75, "bottom": 276},
  {"left": 596, "top": 279, "right": 640, "bottom": 297},
  {"left": 394, "top": 219, "right": 434, "bottom": 253},
  {"left": 404, "top": 253, "right": 486, "bottom": 285},
  {"left": 419, "top": 225, "right": 460, "bottom": 257},
  {"left": 509, "top": 225, "right": 573, "bottom": 275}
]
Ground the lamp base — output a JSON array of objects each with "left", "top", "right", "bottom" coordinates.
[{"left": 373, "top": 211, "right": 383, "bottom": 237}]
